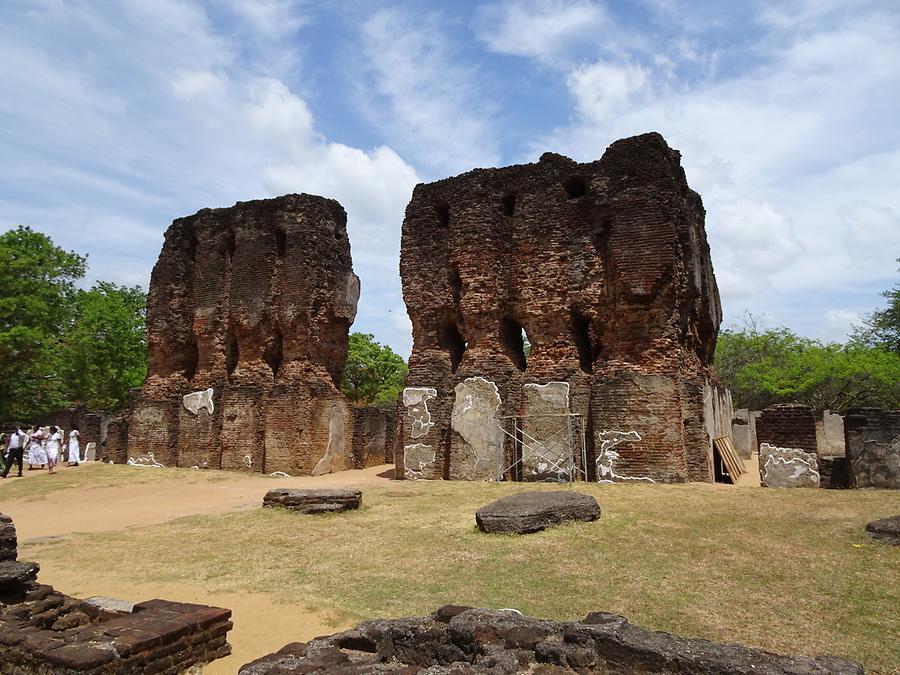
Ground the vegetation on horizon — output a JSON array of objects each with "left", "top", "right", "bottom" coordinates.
[{"left": 0, "top": 226, "right": 146, "bottom": 420}]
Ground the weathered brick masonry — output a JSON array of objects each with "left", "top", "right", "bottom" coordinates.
[
  {"left": 844, "top": 408, "right": 900, "bottom": 489},
  {"left": 0, "top": 513, "right": 233, "bottom": 673},
  {"left": 396, "top": 133, "right": 729, "bottom": 483},
  {"left": 124, "top": 194, "right": 361, "bottom": 475},
  {"left": 755, "top": 404, "right": 818, "bottom": 456}
]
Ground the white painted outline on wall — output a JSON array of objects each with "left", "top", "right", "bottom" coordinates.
[{"left": 595, "top": 430, "right": 655, "bottom": 483}]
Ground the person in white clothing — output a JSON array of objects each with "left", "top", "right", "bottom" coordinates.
[
  {"left": 27, "top": 424, "right": 47, "bottom": 470},
  {"left": 45, "top": 425, "right": 62, "bottom": 474},
  {"left": 67, "top": 427, "right": 81, "bottom": 466}
]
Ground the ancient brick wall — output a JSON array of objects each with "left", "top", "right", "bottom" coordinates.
[
  {"left": 755, "top": 404, "right": 818, "bottom": 456},
  {"left": 125, "top": 194, "right": 360, "bottom": 475},
  {"left": 38, "top": 406, "right": 107, "bottom": 456},
  {"left": 350, "top": 406, "right": 395, "bottom": 468},
  {"left": 396, "top": 133, "right": 725, "bottom": 483},
  {"left": 844, "top": 408, "right": 900, "bottom": 489},
  {"left": 0, "top": 512, "right": 232, "bottom": 673}
]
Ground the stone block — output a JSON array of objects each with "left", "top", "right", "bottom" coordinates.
[
  {"left": 844, "top": 408, "right": 899, "bottom": 489},
  {"left": 263, "top": 488, "right": 362, "bottom": 514},
  {"left": 475, "top": 491, "right": 600, "bottom": 534},
  {"left": 865, "top": 515, "right": 900, "bottom": 545},
  {"left": 759, "top": 443, "right": 820, "bottom": 488}
]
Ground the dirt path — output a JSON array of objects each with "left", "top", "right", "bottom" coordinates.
[
  {"left": 34, "top": 559, "right": 355, "bottom": 674},
  {"left": 0, "top": 463, "right": 393, "bottom": 671},
  {"left": 0, "top": 463, "right": 394, "bottom": 541}
]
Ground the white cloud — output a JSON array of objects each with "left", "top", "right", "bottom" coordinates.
[
  {"left": 357, "top": 7, "right": 499, "bottom": 176},
  {"left": 567, "top": 61, "right": 649, "bottom": 122},
  {"left": 474, "top": 0, "right": 606, "bottom": 63},
  {"left": 0, "top": 1, "right": 419, "bottom": 354},
  {"left": 838, "top": 202, "right": 900, "bottom": 262}
]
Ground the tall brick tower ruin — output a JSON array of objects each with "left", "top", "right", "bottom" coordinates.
[
  {"left": 123, "top": 194, "right": 360, "bottom": 475},
  {"left": 396, "top": 132, "right": 732, "bottom": 483}
]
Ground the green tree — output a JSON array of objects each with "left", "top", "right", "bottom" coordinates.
[
  {"left": 0, "top": 226, "right": 86, "bottom": 420},
  {"left": 58, "top": 282, "right": 147, "bottom": 411},
  {"left": 851, "top": 259, "right": 899, "bottom": 354},
  {"left": 715, "top": 317, "right": 900, "bottom": 411},
  {"left": 341, "top": 332, "right": 408, "bottom": 406}
]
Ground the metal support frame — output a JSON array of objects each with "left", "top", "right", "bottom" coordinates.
[{"left": 495, "top": 413, "right": 587, "bottom": 482}]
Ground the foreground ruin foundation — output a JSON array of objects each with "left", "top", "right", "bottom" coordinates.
[
  {"left": 396, "top": 132, "right": 731, "bottom": 483},
  {"left": 121, "top": 194, "right": 360, "bottom": 475}
]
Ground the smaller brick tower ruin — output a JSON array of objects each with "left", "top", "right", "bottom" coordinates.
[
  {"left": 396, "top": 132, "right": 732, "bottom": 483},
  {"left": 123, "top": 194, "right": 360, "bottom": 475}
]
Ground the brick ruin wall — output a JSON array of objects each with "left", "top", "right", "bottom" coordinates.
[
  {"left": 0, "top": 513, "right": 233, "bottom": 673},
  {"left": 844, "top": 408, "right": 900, "bottom": 489},
  {"left": 755, "top": 404, "right": 818, "bottom": 456},
  {"left": 396, "top": 133, "right": 728, "bottom": 483},
  {"left": 38, "top": 406, "right": 107, "bottom": 461},
  {"left": 351, "top": 406, "right": 396, "bottom": 468},
  {"left": 122, "top": 194, "right": 362, "bottom": 475}
]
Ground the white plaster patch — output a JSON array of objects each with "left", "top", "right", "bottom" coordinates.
[
  {"left": 404, "top": 443, "right": 435, "bottom": 480},
  {"left": 312, "top": 405, "right": 348, "bottom": 476},
  {"left": 595, "top": 430, "right": 655, "bottom": 483},
  {"left": 127, "top": 453, "right": 164, "bottom": 468},
  {"left": 183, "top": 388, "right": 214, "bottom": 415},
  {"left": 243, "top": 455, "right": 252, "bottom": 468},
  {"left": 523, "top": 381, "right": 570, "bottom": 408},
  {"left": 84, "top": 442, "right": 96, "bottom": 462},
  {"left": 451, "top": 377, "right": 503, "bottom": 480},
  {"left": 403, "top": 387, "right": 438, "bottom": 438},
  {"left": 759, "top": 443, "right": 820, "bottom": 487},
  {"left": 269, "top": 471, "right": 290, "bottom": 477}
]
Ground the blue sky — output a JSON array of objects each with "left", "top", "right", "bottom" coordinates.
[{"left": 2, "top": 0, "right": 898, "bottom": 358}]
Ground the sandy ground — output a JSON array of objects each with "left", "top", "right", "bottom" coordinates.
[
  {"left": 0, "top": 463, "right": 394, "bottom": 541},
  {"left": 0, "top": 463, "right": 393, "bottom": 672}
]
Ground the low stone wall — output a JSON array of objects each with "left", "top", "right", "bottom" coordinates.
[
  {"left": 239, "top": 606, "right": 862, "bottom": 674},
  {"left": 756, "top": 404, "right": 817, "bottom": 456},
  {"left": 38, "top": 406, "right": 108, "bottom": 461},
  {"left": 0, "top": 512, "right": 232, "bottom": 673},
  {"left": 844, "top": 408, "right": 900, "bottom": 489}
]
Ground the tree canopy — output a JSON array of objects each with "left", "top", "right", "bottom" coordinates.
[
  {"left": 716, "top": 316, "right": 900, "bottom": 412},
  {"left": 341, "top": 332, "right": 408, "bottom": 407},
  {"left": 850, "top": 258, "right": 899, "bottom": 354},
  {"left": 0, "top": 227, "right": 146, "bottom": 420}
]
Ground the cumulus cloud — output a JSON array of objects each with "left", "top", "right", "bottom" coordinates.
[
  {"left": 357, "top": 7, "right": 500, "bottom": 176},
  {"left": 474, "top": 0, "right": 606, "bottom": 63},
  {"left": 0, "top": 1, "right": 420, "bottom": 355},
  {"left": 567, "top": 61, "right": 649, "bottom": 123}
]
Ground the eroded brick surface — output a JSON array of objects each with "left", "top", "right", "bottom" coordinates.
[
  {"left": 124, "top": 194, "right": 360, "bottom": 475},
  {"left": 397, "top": 133, "right": 726, "bottom": 482}
]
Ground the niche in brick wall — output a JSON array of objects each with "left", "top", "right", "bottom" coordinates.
[
  {"left": 434, "top": 203, "right": 450, "bottom": 228},
  {"left": 563, "top": 176, "right": 587, "bottom": 199},
  {"left": 570, "top": 309, "right": 595, "bottom": 374},
  {"left": 274, "top": 227, "right": 286, "bottom": 257},
  {"left": 225, "top": 331, "right": 239, "bottom": 376},
  {"left": 225, "top": 229, "right": 236, "bottom": 258},
  {"left": 184, "top": 336, "right": 199, "bottom": 381},
  {"left": 263, "top": 327, "right": 283, "bottom": 377},
  {"left": 501, "top": 192, "right": 516, "bottom": 216},
  {"left": 500, "top": 318, "right": 528, "bottom": 371},
  {"left": 438, "top": 321, "right": 466, "bottom": 374}
]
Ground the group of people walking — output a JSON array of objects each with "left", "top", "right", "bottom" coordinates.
[{"left": 0, "top": 424, "right": 82, "bottom": 478}]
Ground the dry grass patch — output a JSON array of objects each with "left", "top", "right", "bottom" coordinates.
[{"left": 20, "top": 471, "right": 900, "bottom": 673}]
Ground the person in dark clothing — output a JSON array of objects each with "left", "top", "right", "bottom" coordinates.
[{"left": 1, "top": 425, "right": 27, "bottom": 478}]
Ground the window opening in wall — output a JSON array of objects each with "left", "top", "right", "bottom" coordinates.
[
  {"left": 225, "top": 331, "right": 239, "bottom": 376},
  {"left": 434, "top": 203, "right": 450, "bottom": 228},
  {"left": 225, "top": 229, "right": 236, "bottom": 257},
  {"left": 500, "top": 318, "right": 528, "bottom": 371},
  {"left": 438, "top": 321, "right": 466, "bottom": 373},
  {"left": 563, "top": 176, "right": 587, "bottom": 199},
  {"left": 570, "top": 309, "right": 594, "bottom": 374},
  {"left": 274, "top": 228, "right": 286, "bottom": 257},
  {"left": 187, "top": 228, "right": 198, "bottom": 262},
  {"left": 501, "top": 192, "right": 516, "bottom": 216},
  {"left": 184, "top": 336, "right": 199, "bottom": 381},
  {"left": 263, "top": 327, "right": 283, "bottom": 376}
]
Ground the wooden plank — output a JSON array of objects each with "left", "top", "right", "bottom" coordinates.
[{"left": 714, "top": 436, "right": 745, "bottom": 483}]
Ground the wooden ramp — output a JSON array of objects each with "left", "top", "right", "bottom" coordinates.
[{"left": 714, "top": 436, "right": 747, "bottom": 484}]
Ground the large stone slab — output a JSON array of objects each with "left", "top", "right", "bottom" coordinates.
[
  {"left": 865, "top": 515, "right": 900, "bottom": 545},
  {"left": 263, "top": 488, "right": 362, "bottom": 514},
  {"left": 450, "top": 376, "right": 503, "bottom": 481},
  {"left": 475, "top": 491, "right": 599, "bottom": 534},
  {"left": 239, "top": 606, "right": 863, "bottom": 674},
  {"left": 759, "top": 443, "right": 820, "bottom": 488},
  {"left": 0, "top": 560, "right": 40, "bottom": 590}
]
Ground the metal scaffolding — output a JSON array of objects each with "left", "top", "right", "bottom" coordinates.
[{"left": 495, "top": 413, "right": 588, "bottom": 482}]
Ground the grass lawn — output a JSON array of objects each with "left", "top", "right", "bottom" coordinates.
[{"left": 18, "top": 467, "right": 900, "bottom": 673}]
